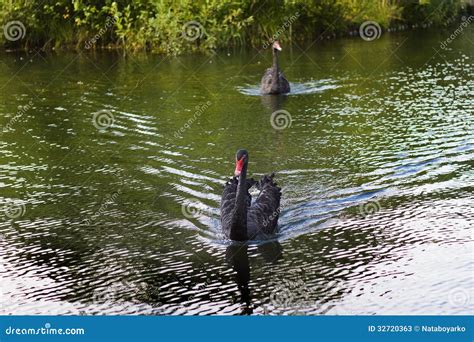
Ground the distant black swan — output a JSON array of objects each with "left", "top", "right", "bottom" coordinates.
[
  {"left": 260, "top": 41, "right": 290, "bottom": 95},
  {"left": 221, "top": 149, "right": 281, "bottom": 241}
]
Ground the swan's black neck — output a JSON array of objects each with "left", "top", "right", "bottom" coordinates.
[
  {"left": 230, "top": 163, "right": 248, "bottom": 241},
  {"left": 271, "top": 48, "right": 280, "bottom": 91},
  {"left": 272, "top": 48, "right": 279, "bottom": 75}
]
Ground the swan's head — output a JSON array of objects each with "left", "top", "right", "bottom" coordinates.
[
  {"left": 234, "top": 149, "right": 248, "bottom": 176},
  {"left": 272, "top": 41, "right": 282, "bottom": 51}
]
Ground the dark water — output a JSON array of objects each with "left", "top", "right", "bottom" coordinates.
[{"left": 0, "top": 27, "right": 473, "bottom": 315}]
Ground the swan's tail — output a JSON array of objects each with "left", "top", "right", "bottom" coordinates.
[{"left": 257, "top": 172, "right": 278, "bottom": 190}]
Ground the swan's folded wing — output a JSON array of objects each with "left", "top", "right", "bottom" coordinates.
[
  {"left": 262, "top": 67, "right": 272, "bottom": 79},
  {"left": 278, "top": 72, "right": 290, "bottom": 92},
  {"left": 248, "top": 173, "right": 281, "bottom": 236},
  {"left": 220, "top": 177, "right": 238, "bottom": 230},
  {"left": 221, "top": 177, "right": 256, "bottom": 230},
  {"left": 261, "top": 68, "right": 273, "bottom": 85}
]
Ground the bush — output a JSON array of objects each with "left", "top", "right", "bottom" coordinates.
[{"left": 0, "top": 0, "right": 464, "bottom": 54}]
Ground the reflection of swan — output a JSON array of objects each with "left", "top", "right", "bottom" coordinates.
[
  {"left": 226, "top": 243, "right": 251, "bottom": 314},
  {"left": 226, "top": 240, "right": 283, "bottom": 315},
  {"left": 260, "top": 94, "right": 287, "bottom": 112}
]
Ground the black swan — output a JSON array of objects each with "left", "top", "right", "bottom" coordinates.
[
  {"left": 221, "top": 149, "right": 281, "bottom": 241},
  {"left": 260, "top": 41, "right": 290, "bottom": 95}
]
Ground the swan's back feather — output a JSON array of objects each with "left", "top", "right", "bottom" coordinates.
[
  {"left": 220, "top": 177, "right": 256, "bottom": 236},
  {"left": 247, "top": 173, "right": 281, "bottom": 238}
]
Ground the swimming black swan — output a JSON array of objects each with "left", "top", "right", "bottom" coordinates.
[
  {"left": 260, "top": 41, "right": 290, "bottom": 95},
  {"left": 221, "top": 149, "right": 281, "bottom": 241}
]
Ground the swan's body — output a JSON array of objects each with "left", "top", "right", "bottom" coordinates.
[
  {"left": 260, "top": 41, "right": 290, "bottom": 95},
  {"left": 221, "top": 150, "right": 281, "bottom": 241}
]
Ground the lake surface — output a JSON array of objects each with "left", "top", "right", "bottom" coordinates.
[{"left": 0, "top": 26, "right": 472, "bottom": 315}]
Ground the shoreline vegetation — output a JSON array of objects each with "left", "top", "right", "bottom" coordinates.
[{"left": 0, "top": 0, "right": 472, "bottom": 55}]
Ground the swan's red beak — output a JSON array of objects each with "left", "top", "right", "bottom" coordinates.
[
  {"left": 234, "top": 157, "right": 245, "bottom": 176},
  {"left": 273, "top": 41, "right": 282, "bottom": 51}
]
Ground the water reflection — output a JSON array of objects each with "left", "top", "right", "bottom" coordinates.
[
  {"left": 226, "top": 244, "right": 251, "bottom": 314},
  {"left": 226, "top": 241, "right": 283, "bottom": 315},
  {"left": 261, "top": 95, "right": 287, "bottom": 112}
]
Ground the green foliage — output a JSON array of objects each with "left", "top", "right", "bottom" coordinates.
[
  {"left": 0, "top": 0, "right": 464, "bottom": 54},
  {"left": 400, "top": 0, "right": 462, "bottom": 26}
]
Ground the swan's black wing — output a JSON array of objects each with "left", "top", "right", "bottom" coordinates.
[
  {"left": 260, "top": 68, "right": 273, "bottom": 94},
  {"left": 220, "top": 177, "right": 256, "bottom": 236},
  {"left": 247, "top": 173, "right": 281, "bottom": 238},
  {"left": 278, "top": 72, "right": 290, "bottom": 93},
  {"left": 261, "top": 68, "right": 273, "bottom": 83}
]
